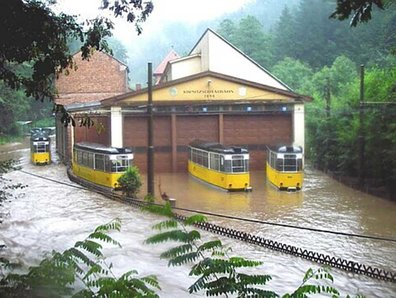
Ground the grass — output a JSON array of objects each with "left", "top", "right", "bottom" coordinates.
[{"left": 0, "top": 134, "right": 25, "bottom": 145}]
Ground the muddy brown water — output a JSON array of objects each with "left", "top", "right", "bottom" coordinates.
[{"left": 1, "top": 138, "right": 395, "bottom": 297}]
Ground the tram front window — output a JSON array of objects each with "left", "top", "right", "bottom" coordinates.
[
  {"left": 110, "top": 156, "right": 131, "bottom": 172},
  {"left": 232, "top": 156, "right": 247, "bottom": 173}
]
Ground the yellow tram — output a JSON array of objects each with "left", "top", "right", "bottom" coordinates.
[
  {"left": 266, "top": 145, "right": 303, "bottom": 191},
  {"left": 72, "top": 142, "right": 134, "bottom": 189},
  {"left": 30, "top": 131, "right": 51, "bottom": 165},
  {"left": 188, "top": 140, "right": 252, "bottom": 191}
]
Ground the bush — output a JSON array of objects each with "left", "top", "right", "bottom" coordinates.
[{"left": 118, "top": 166, "right": 142, "bottom": 197}]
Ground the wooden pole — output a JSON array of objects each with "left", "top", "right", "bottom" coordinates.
[{"left": 147, "top": 63, "right": 154, "bottom": 196}]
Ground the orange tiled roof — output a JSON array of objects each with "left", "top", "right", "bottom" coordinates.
[{"left": 154, "top": 49, "right": 179, "bottom": 75}]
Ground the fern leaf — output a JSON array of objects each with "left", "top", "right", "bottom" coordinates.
[
  {"left": 243, "top": 287, "right": 278, "bottom": 297},
  {"left": 197, "top": 240, "right": 223, "bottom": 253},
  {"left": 186, "top": 230, "right": 201, "bottom": 242},
  {"left": 303, "top": 267, "right": 314, "bottom": 283},
  {"left": 184, "top": 214, "right": 207, "bottom": 225},
  {"left": 205, "top": 276, "right": 236, "bottom": 296},
  {"left": 140, "top": 275, "right": 161, "bottom": 290},
  {"left": 145, "top": 230, "right": 189, "bottom": 244},
  {"left": 160, "top": 243, "right": 193, "bottom": 259},
  {"left": 236, "top": 273, "right": 272, "bottom": 286},
  {"left": 94, "top": 218, "right": 121, "bottom": 233},
  {"left": 168, "top": 252, "right": 199, "bottom": 267},
  {"left": 192, "top": 258, "right": 234, "bottom": 276},
  {"left": 74, "top": 240, "right": 103, "bottom": 258},
  {"left": 152, "top": 219, "right": 178, "bottom": 231},
  {"left": 126, "top": 277, "right": 160, "bottom": 296},
  {"left": 188, "top": 275, "right": 211, "bottom": 293},
  {"left": 228, "top": 257, "right": 263, "bottom": 268},
  {"left": 65, "top": 247, "right": 96, "bottom": 267},
  {"left": 87, "top": 231, "right": 121, "bottom": 247},
  {"left": 119, "top": 269, "right": 139, "bottom": 280}
]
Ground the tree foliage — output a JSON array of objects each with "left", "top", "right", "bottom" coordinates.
[
  {"left": 0, "top": 0, "right": 153, "bottom": 128},
  {"left": 0, "top": 218, "right": 160, "bottom": 297},
  {"left": 118, "top": 166, "right": 143, "bottom": 197},
  {"left": 330, "top": 0, "right": 385, "bottom": 26}
]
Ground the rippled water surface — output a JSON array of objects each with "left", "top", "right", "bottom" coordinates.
[{"left": 1, "top": 138, "right": 395, "bottom": 297}]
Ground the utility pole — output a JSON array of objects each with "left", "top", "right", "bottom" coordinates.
[
  {"left": 358, "top": 64, "right": 365, "bottom": 188},
  {"left": 147, "top": 62, "right": 154, "bottom": 196}
]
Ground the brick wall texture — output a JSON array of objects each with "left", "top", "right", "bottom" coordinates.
[{"left": 55, "top": 51, "right": 128, "bottom": 105}]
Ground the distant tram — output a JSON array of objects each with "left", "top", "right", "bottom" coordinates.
[
  {"left": 30, "top": 131, "right": 51, "bottom": 165},
  {"left": 72, "top": 142, "right": 134, "bottom": 189},
  {"left": 188, "top": 140, "right": 252, "bottom": 191},
  {"left": 266, "top": 145, "right": 303, "bottom": 191}
]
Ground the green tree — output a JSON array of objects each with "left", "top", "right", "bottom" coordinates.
[
  {"left": 0, "top": 82, "right": 30, "bottom": 135},
  {"left": 118, "top": 166, "right": 143, "bottom": 197},
  {"left": 271, "top": 6, "right": 297, "bottom": 62},
  {"left": 0, "top": 0, "right": 153, "bottom": 123},
  {"left": 217, "top": 19, "right": 238, "bottom": 45},
  {"left": 271, "top": 57, "right": 314, "bottom": 92},
  {"left": 235, "top": 16, "right": 274, "bottom": 68}
]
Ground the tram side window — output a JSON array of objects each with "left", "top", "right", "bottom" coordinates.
[
  {"left": 210, "top": 153, "right": 220, "bottom": 171},
  {"left": 104, "top": 156, "right": 111, "bottom": 172},
  {"left": 82, "top": 152, "right": 88, "bottom": 167},
  {"left": 95, "top": 154, "right": 105, "bottom": 171},
  {"left": 297, "top": 158, "right": 303, "bottom": 171},
  {"left": 202, "top": 151, "right": 208, "bottom": 168},
  {"left": 268, "top": 151, "right": 277, "bottom": 168},
  {"left": 191, "top": 148, "right": 208, "bottom": 168},
  {"left": 223, "top": 158, "right": 232, "bottom": 173},
  {"left": 88, "top": 153, "right": 94, "bottom": 169},
  {"left": 275, "top": 158, "right": 284, "bottom": 171},
  {"left": 77, "top": 150, "right": 83, "bottom": 164}
]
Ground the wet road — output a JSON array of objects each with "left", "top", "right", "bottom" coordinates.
[{"left": 1, "top": 138, "right": 395, "bottom": 297}]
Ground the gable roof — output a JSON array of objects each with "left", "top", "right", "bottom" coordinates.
[
  {"left": 71, "top": 49, "right": 128, "bottom": 67},
  {"left": 154, "top": 49, "right": 180, "bottom": 75},
  {"left": 99, "top": 70, "right": 311, "bottom": 108},
  {"left": 187, "top": 28, "right": 292, "bottom": 91}
]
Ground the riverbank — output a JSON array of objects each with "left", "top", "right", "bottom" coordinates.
[
  {"left": 0, "top": 135, "right": 25, "bottom": 146},
  {"left": 325, "top": 170, "right": 395, "bottom": 202}
]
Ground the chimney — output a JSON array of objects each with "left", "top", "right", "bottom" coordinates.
[{"left": 136, "top": 83, "right": 142, "bottom": 91}]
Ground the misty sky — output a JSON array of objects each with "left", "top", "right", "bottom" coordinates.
[{"left": 55, "top": 0, "right": 254, "bottom": 41}]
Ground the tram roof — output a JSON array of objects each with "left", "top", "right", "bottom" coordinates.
[
  {"left": 189, "top": 140, "right": 248, "bottom": 154},
  {"left": 30, "top": 131, "right": 50, "bottom": 141},
  {"left": 74, "top": 142, "right": 133, "bottom": 155},
  {"left": 268, "top": 145, "right": 303, "bottom": 153}
]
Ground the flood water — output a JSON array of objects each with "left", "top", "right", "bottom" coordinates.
[{"left": 1, "top": 137, "right": 395, "bottom": 297}]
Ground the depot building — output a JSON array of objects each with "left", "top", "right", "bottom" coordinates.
[{"left": 55, "top": 28, "right": 311, "bottom": 173}]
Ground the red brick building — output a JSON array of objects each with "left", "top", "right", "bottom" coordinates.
[{"left": 55, "top": 50, "right": 129, "bottom": 162}]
